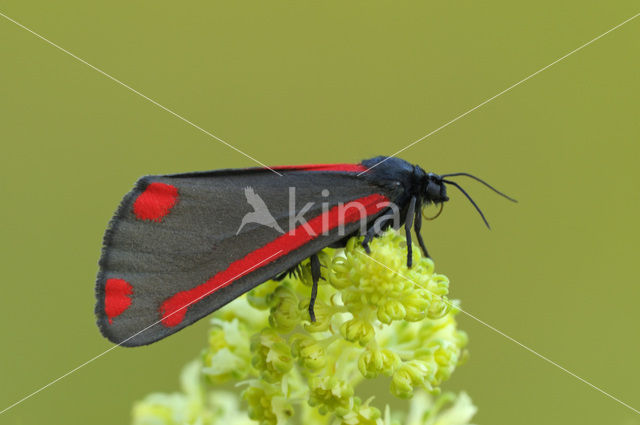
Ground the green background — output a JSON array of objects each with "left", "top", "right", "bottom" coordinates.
[{"left": 1, "top": 1, "right": 639, "bottom": 424}]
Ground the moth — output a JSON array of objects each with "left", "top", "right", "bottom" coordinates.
[{"left": 95, "top": 156, "right": 514, "bottom": 346}]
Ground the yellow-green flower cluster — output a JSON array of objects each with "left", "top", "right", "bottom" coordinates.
[
  {"left": 132, "top": 360, "right": 255, "bottom": 425},
  {"left": 132, "top": 230, "right": 474, "bottom": 425}
]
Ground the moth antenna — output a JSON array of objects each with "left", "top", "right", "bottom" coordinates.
[
  {"left": 442, "top": 180, "right": 491, "bottom": 229},
  {"left": 440, "top": 173, "right": 517, "bottom": 203}
]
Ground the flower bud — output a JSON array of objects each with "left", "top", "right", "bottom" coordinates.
[
  {"left": 340, "top": 318, "right": 375, "bottom": 346},
  {"left": 300, "top": 299, "right": 333, "bottom": 333},
  {"left": 250, "top": 328, "right": 293, "bottom": 383},
  {"left": 308, "top": 375, "right": 354, "bottom": 414},
  {"left": 377, "top": 299, "right": 407, "bottom": 324},
  {"left": 268, "top": 286, "right": 301, "bottom": 333},
  {"left": 338, "top": 397, "right": 381, "bottom": 425},
  {"left": 390, "top": 360, "right": 433, "bottom": 398},
  {"left": 291, "top": 334, "right": 326, "bottom": 371},
  {"left": 358, "top": 348, "right": 399, "bottom": 378},
  {"left": 243, "top": 384, "right": 294, "bottom": 425}
]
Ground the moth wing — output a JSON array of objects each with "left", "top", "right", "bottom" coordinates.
[{"left": 96, "top": 167, "right": 400, "bottom": 346}]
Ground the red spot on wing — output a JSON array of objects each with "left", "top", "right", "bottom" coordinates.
[
  {"left": 133, "top": 182, "right": 179, "bottom": 222},
  {"left": 105, "top": 278, "right": 133, "bottom": 324},
  {"left": 159, "top": 193, "right": 388, "bottom": 327},
  {"left": 271, "top": 163, "right": 367, "bottom": 173}
]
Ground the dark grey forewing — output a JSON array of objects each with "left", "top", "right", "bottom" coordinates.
[{"left": 96, "top": 168, "right": 403, "bottom": 346}]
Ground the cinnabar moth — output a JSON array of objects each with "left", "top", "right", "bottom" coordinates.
[{"left": 95, "top": 156, "right": 514, "bottom": 346}]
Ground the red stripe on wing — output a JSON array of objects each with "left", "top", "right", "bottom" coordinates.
[
  {"left": 159, "top": 193, "right": 388, "bottom": 327},
  {"left": 271, "top": 163, "right": 367, "bottom": 173}
]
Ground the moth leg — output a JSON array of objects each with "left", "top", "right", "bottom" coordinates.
[
  {"left": 404, "top": 196, "right": 417, "bottom": 268},
  {"left": 361, "top": 211, "right": 394, "bottom": 253},
  {"left": 273, "top": 271, "right": 288, "bottom": 281},
  {"left": 362, "top": 225, "right": 377, "bottom": 254},
  {"left": 309, "top": 254, "right": 321, "bottom": 322},
  {"left": 273, "top": 264, "right": 302, "bottom": 281},
  {"left": 414, "top": 200, "right": 430, "bottom": 258}
]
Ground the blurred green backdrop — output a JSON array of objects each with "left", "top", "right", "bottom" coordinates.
[{"left": 1, "top": 1, "right": 639, "bottom": 424}]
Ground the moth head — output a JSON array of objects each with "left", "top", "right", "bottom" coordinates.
[{"left": 424, "top": 173, "right": 449, "bottom": 204}]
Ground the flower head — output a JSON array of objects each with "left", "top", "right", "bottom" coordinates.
[{"left": 132, "top": 229, "right": 475, "bottom": 425}]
